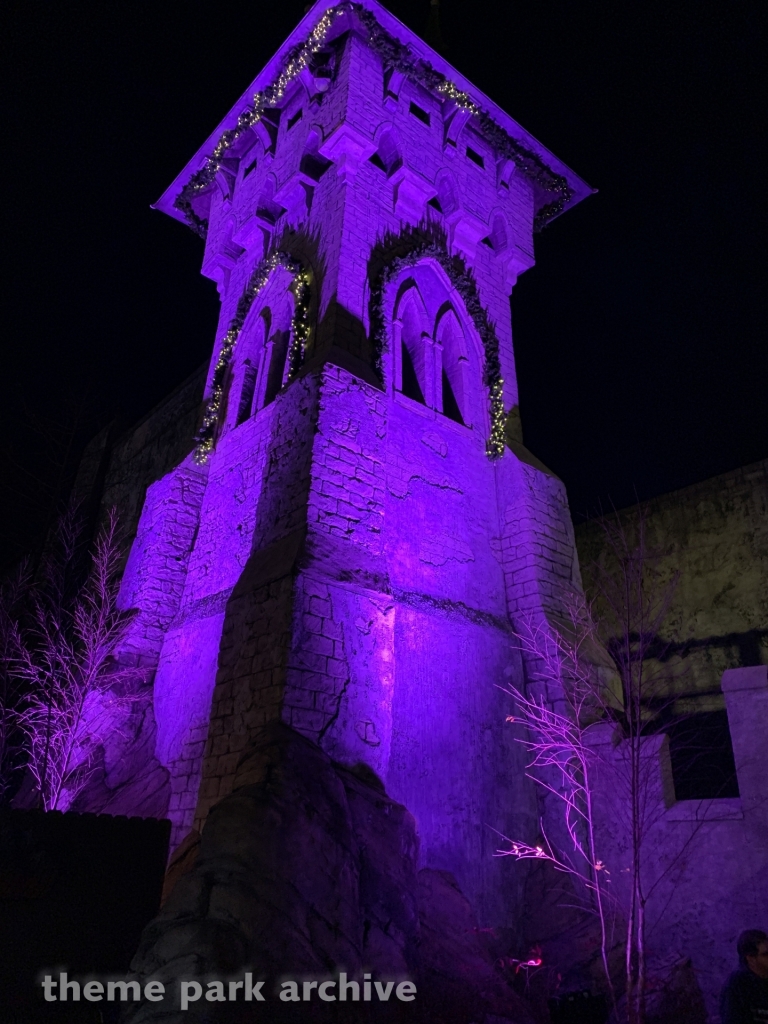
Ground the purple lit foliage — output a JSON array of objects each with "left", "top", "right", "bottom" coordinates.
[
  {"left": 0, "top": 565, "right": 31, "bottom": 803},
  {"left": 8, "top": 508, "right": 146, "bottom": 811},
  {"left": 502, "top": 511, "right": 690, "bottom": 1024}
]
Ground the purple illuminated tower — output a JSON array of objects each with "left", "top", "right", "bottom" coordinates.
[{"left": 119, "top": 0, "right": 591, "bottom": 930}]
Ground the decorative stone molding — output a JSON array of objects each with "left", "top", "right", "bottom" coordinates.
[
  {"left": 318, "top": 123, "right": 376, "bottom": 182},
  {"left": 389, "top": 165, "right": 437, "bottom": 222}
]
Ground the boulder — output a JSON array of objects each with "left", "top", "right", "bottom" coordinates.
[{"left": 121, "top": 721, "right": 533, "bottom": 1023}]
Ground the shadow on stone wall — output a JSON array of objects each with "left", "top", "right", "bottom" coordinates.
[{"left": 122, "top": 720, "right": 537, "bottom": 1024}]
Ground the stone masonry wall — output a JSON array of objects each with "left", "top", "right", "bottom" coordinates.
[
  {"left": 575, "top": 458, "right": 768, "bottom": 710},
  {"left": 83, "top": 5, "right": 590, "bottom": 940},
  {"left": 169, "top": 374, "right": 320, "bottom": 844},
  {"left": 78, "top": 364, "right": 206, "bottom": 545},
  {"left": 588, "top": 665, "right": 768, "bottom": 1022}
]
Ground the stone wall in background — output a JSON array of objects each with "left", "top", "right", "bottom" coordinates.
[
  {"left": 72, "top": 363, "right": 206, "bottom": 546},
  {"left": 575, "top": 458, "right": 768, "bottom": 712},
  {"left": 587, "top": 666, "right": 768, "bottom": 1022}
]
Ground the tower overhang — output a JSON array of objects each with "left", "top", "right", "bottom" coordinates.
[{"left": 154, "top": 0, "right": 593, "bottom": 235}]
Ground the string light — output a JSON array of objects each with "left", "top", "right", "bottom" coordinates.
[
  {"left": 174, "top": 3, "right": 572, "bottom": 236},
  {"left": 176, "top": 6, "right": 343, "bottom": 236},
  {"left": 370, "top": 242, "right": 507, "bottom": 461},
  {"left": 193, "top": 252, "right": 312, "bottom": 464}
]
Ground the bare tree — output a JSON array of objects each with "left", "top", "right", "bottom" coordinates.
[
  {"left": 7, "top": 506, "right": 142, "bottom": 811},
  {"left": 499, "top": 510, "right": 683, "bottom": 1024}
]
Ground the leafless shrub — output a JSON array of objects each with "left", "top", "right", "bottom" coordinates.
[
  {"left": 500, "top": 509, "right": 688, "bottom": 1024},
  {"left": 6, "top": 506, "right": 143, "bottom": 811}
]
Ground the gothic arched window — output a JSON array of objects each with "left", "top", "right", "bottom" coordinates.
[
  {"left": 397, "top": 285, "right": 428, "bottom": 405},
  {"left": 390, "top": 261, "right": 480, "bottom": 429},
  {"left": 435, "top": 308, "right": 466, "bottom": 425},
  {"left": 219, "top": 266, "right": 298, "bottom": 437},
  {"left": 235, "top": 310, "right": 269, "bottom": 425}
]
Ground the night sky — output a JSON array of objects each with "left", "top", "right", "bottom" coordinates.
[{"left": 1, "top": 0, "right": 765, "bottom": 567}]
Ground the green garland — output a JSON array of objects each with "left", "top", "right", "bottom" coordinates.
[
  {"left": 370, "top": 243, "right": 506, "bottom": 460},
  {"left": 175, "top": 3, "right": 571, "bottom": 236},
  {"left": 193, "top": 251, "right": 311, "bottom": 464}
]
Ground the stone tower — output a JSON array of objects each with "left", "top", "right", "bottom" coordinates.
[{"left": 120, "top": 0, "right": 591, "bottom": 932}]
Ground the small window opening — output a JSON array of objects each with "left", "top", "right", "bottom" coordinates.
[
  {"left": 401, "top": 343, "right": 425, "bottom": 404},
  {"left": 287, "top": 109, "right": 303, "bottom": 130},
  {"left": 441, "top": 370, "right": 463, "bottom": 424},
  {"left": 309, "top": 49, "right": 334, "bottom": 80},
  {"left": 243, "top": 158, "right": 258, "bottom": 179},
  {"left": 466, "top": 146, "right": 485, "bottom": 168},
  {"left": 427, "top": 197, "right": 443, "bottom": 212},
  {"left": 500, "top": 178, "right": 510, "bottom": 190},
  {"left": 667, "top": 710, "right": 740, "bottom": 800},
  {"left": 236, "top": 363, "right": 258, "bottom": 425},
  {"left": 264, "top": 331, "right": 290, "bottom": 406},
  {"left": 409, "top": 101, "right": 431, "bottom": 126},
  {"left": 369, "top": 152, "right": 387, "bottom": 171},
  {"left": 481, "top": 236, "right": 494, "bottom": 248}
]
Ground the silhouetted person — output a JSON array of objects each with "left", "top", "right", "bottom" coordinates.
[{"left": 720, "top": 929, "right": 768, "bottom": 1023}]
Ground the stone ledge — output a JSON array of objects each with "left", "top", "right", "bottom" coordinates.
[
  {"left": 665, "top": 797, "right": 743, "bottom": 822},
  {"left": 721, "top": 665, "right": 768, "bottom": 692}
]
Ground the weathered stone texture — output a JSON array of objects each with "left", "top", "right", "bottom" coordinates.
[
  {"left": 587, "top": 667, "right": 768, "bottom": 1021},
  {"left": 575, "top": 457, "right": 768, "bottom": 705},
  {"left": 92, "top": 364, "right": 206, "bottom": 543},
  {"left": 118, "top": 463, "right": 208, "bottom": 664},
  {"left": 74, "top": 0, "right": 593, "bottom": 986},
  {"left": 121, "top": 721, "right": 535, "bottom": 1024}
]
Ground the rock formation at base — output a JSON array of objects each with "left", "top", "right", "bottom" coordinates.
[{"left": 122, "top": 721, "right": 535, "bottom": 1024}]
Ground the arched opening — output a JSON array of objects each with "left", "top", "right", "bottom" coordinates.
[
  {"left": 436, "top": 308, "right": 466, "bottom": 425},
  {"left": 263, "top": 327, "right": 291, "bottom": 406},
  {"left": 435, "top": 173, "right": 459, "bottom": 217},
  {"left": 397, "top": 286, "right": 428, "bottom": 405},
  {"left": 385, "top": 257, "right": 485, "bottom": 431},
  {"left": 234, "top": 310, "right": 270, "bottom": 425},
  {"left": 300, "top": 129, "right": 332, "bottom": 181},
  {"left": 370, "top": 127, "right": 402, "bottom": 177}
]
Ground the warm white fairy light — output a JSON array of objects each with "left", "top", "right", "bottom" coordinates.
[
  {"left": 193, "top": 252, "right": 311, "bottom": 464},
  {"left": 176, "top": 3, "right": 571, "bottom": 235},
  {"left": 371, "top": 243, "right": 508, "bottom": 462}
]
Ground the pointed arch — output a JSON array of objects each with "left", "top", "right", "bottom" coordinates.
[
  {"left": 370, "top": 125, "right": 402, "bottom": 176},
  {"left": 488, "top": 212, "right": 509, "bottom": 253},
  {"left": 435, "top": 171, "right": 459, "bottom": 216},
  {"left": 194, "top": 252, "right": 312, "bottom": 463},
  {"left": 394, "top": 280, "right": 429, "bottom": 404},
  {"left": 496, "top": 157, "right": 516, "bottom": 194},
  {"left": 300, "top": 127, "right": 332, "bottom": 180},
  {"left": 234, "top": 309, "right": 270, "bottom": 426},
  {"left": 369, "top": 240, "right": 506, "bottom": 457},
  {"left": 435, "top": 306, "right": 467, "bottom": 425},
  {"left": 256, "top": 173, "right": 284, "bottom": 225}
]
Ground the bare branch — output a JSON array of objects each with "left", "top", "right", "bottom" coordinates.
[{"left": 6, "top": 507, "right": 143, "bottom": 811}]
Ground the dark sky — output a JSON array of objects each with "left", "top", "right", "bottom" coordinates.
[{"left": 1, "top": 0, "right": 765, "bottom": 564}]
